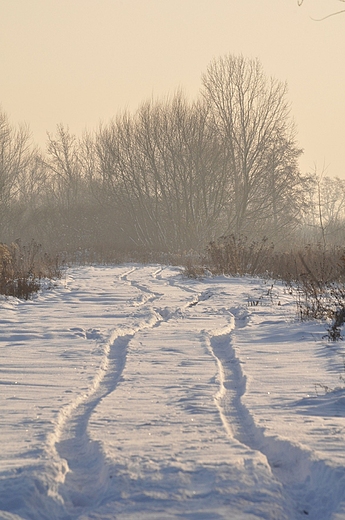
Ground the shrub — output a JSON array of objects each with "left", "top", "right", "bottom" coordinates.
[
  {"left": 201, "top": 236, "right": 345, "bottom": 340},
  {"left": 206, "top": 235, "right": 274, "bottom": 276},
  {"left": 0, "top": 240, "right": 62, "bottom": 299}
]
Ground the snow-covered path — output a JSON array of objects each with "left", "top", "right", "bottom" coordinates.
[{"left": 0, "top": 265, "right": 345, "bottom": 519}]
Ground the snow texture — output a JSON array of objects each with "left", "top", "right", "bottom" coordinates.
[{"left": 0, "top": 265, "right": 345, "bottom": 519}]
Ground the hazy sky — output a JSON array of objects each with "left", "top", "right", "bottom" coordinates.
[{"left": 1, "top": 0, "right": 344, "bottom": 177}]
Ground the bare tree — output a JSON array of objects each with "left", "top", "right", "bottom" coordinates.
[
  {"left": 97, "top": 92, "right": 230, "bottom": 251},
  {"left": 132, "top": 93, "right": 229, "bottom": 249},
  {"left": 201, "top": 54, "right": 305, "bottom": 239},
  {"left": 0, "top": 109, "right": 33, "bottom": 238},
  {"left": 42, "top": 124, "right": 104, "bottom": 252},
  {"left": 45, "top": 124, "right": 83, "bottom": 209},
  {"left": 302, "top": 169, "right": 345, "bottom": 245}
]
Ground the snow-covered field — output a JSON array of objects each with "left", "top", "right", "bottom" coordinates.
[{"left": 1, "top": 265, "right": 345, "bottom": 520}]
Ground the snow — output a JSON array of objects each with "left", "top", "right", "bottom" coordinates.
[{"left": 0, "top": 264, "right": 345, "bottom": 520}]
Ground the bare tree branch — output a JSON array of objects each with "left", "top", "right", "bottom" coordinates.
[
  {"left": 313, "top": 9, "right": 345, "bottom": 21},
  {"left": 298, "top": 0, "right": 345, "bottom": 19}
]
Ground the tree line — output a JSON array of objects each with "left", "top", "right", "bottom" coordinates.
[{"left": 1, "top": 54, "right": 344, "bottom": 257}]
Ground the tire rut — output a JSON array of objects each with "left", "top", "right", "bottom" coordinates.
[
  {"left": 207, "top": 308, "right": 345, "bottom": 520},
  {"left": 46, "top": 266, "right": 198, "bottom": 518}
]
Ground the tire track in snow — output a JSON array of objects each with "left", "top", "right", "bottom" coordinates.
[
  {"left": 45, "top": 266, "right": 201, "bottom": 517},
  {"left": 122, "top": 265, "right": 209, "bottom": 319},
  {"left": 51, "top": 331, "right": 130, "bottom": 511},
  {"left": 207, "top": 308, "right": 345, "bottom": 520},
  {"left": 46, "top": 322, "right": 160, "bottom": 513},
  {"left": 119, "top": 266, "right": 164, "bottom": 307},
  {"left": 44, "top": 267, "right": 164, "bottom": 515}
]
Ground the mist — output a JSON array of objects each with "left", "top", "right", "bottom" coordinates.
[{"left": 0, "top": 53, "right": 344, "bottom": 260}]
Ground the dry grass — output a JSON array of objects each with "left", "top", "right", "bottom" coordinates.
[
  {"left": 206, "top": 235, "right": 274, "bottom": 277},
  {"left": 182, "top": 235, "right": 345, "bottom": 341},
  {"left": 0, "top": 240, "right": 62, "bottom": 299}
]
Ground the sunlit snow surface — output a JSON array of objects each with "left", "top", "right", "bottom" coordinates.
[{"left": 0, "top": 265, "right": 345, "bottom": 520}]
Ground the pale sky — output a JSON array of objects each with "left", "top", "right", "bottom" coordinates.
[{"left": 1, "top": 0, "right": 344, "bottom": 177}]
